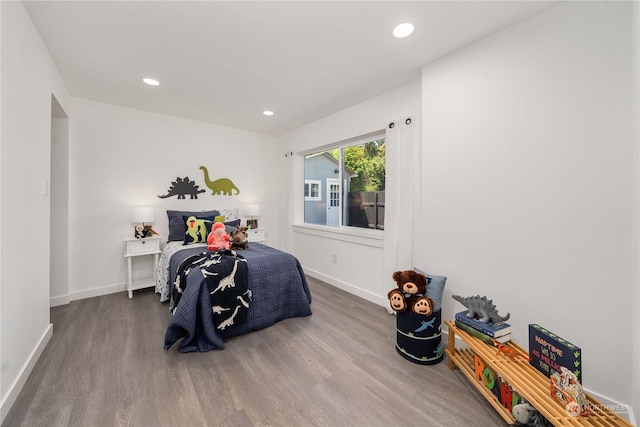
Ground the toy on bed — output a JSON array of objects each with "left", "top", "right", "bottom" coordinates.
[
  {"left": 161, "top": 209, "right": 313, "bottom": 353},
  {"left": 387, "top": 270, "right": 434, "bottom": 316},
  {"left": 207, "top": 221, "right": 230, "bottom": 250},
  {"left": 230, "top": 226, "right": 249, "bottom": 250},
  {"left": 184, "top": 215, "right": 209, "bottom": 244}
]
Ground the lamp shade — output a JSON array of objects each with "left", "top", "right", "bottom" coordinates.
[
  {"left": 131, "top": 206, "right": 155, "bottom": 223},
  {"left": 245, "top": 204, "right": 260, "bottom": 217}
]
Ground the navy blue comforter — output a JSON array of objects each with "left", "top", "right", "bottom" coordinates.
[{"left": 164, "top": 243, "right": 312, "bottom": 352}]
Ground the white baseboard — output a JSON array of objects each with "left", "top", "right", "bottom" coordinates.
[
  {"left": 50, "top": 294, "right": 70, "bottom": 307},
  {"left": 0, "top": 323, "right": 53, "bottom": 425},
  {"left": 581, "top": 388, "right": 636, "bottom": 425},
  {"left": 629, "top": 408, "right": 638, "bottom": 427},
  {"left": 51, "top": 282, "right": 138, "bottom": 306},
  {"left": 70, "top": 282, "right": 127, "bottom": 302},
  {"left": 303, "top": 267, "right": 387, "bottom": 308}
]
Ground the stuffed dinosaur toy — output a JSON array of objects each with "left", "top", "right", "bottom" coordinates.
[{"left": 207, "top": 222, "right": 230, "bottom": 251}]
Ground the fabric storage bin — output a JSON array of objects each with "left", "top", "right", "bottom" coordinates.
[{"left": 395, "top": 308, "right": 443, "bottom": 365}]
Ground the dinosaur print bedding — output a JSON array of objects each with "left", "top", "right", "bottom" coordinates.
[{"left": 162, "top": 242, "right": 312, "bottom": 352}]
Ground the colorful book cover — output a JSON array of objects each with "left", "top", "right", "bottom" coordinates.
[
  {"left": 455, "top": 311, "right": 512, "bottom": 338},
  {"left": 455, "top": 320, "right": 511, "bottom": 345},
  {"left": 529, "top": 324, "right": 582, "bottom": 383}
]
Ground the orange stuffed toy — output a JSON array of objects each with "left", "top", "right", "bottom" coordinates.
[{"left": 207, "top": 222, "right": 230, "bottom": 251}]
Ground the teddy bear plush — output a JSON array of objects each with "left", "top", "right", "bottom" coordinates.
[
  {"left": 207, "top": 222, "right": 230, "bottom": 251},
  {"left": 392, "top": 270, "right": 427, "bottom": 295},
  {"left": 387, "top": 270, "right": 434, "bottom": 316}
]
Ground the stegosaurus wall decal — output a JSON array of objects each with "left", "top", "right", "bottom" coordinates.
[{"left": 158, "top": 177, "right": 206, "bottom": 199}]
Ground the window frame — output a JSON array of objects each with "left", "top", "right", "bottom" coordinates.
[
  {"left": 299, "top": 130, "right": 385, "bottom": 235},
  {"left": 304, "top": 179, "right": 322, "bottom": 201}
]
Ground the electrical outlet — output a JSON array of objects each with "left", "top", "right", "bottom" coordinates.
[{"left": 332, "top": 254, "right": 337, "bottom": 263}]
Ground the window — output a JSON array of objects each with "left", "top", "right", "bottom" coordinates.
[
  {"left": 304, "top": 180, "right": 321, "bottom": 201},
  {"left": 303, "top": 133, "right": 385, "bottom": 229}
]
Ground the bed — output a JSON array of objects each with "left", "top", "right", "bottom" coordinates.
[{"left": 156, "top": 209, "right": 312, "bottom": 352}]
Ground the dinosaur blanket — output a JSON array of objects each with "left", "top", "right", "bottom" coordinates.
[
  {"left": 165, "top": 250, "right": 251, "bottom": 351},
  {"left": 163, "top": 242, "right": 312, "bottom": 353}
]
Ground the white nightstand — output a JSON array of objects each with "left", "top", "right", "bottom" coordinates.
[
  {"left": 247, "top": 228, "right": 266, "bottom": 243},
  {"left": 124, "top": 236, "right": 161, "bottom": 298}
]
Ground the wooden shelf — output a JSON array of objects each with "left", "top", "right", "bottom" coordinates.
[{"left": 445, "top": 320, "right": 632, "bottom": 427}]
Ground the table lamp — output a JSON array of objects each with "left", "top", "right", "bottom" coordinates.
[{"left": 131, "top": 206, "right": 155, "bottom": 238}]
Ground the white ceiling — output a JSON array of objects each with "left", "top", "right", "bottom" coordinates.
[{"left": 23, "top": 0, "right": 560, "bottom": 136}]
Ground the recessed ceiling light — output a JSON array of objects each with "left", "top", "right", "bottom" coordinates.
[
  {"left": 263, "top": 110, "right": 274, "bottom": 116},
  {"left": 393, "top": 23, "right": 414, "bottom": 39},
  {"left": 142, "top": 78, "right": 160, "bottom": 86}
]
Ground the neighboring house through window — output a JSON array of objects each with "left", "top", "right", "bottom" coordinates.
[
  {"left": 303, "top": 132, "right": 385, "bottom": 230},
  {"left": 304, "top": 180, "right": 321, "bottom": 201}
]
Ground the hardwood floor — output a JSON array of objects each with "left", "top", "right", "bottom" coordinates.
[{"left": 4, "top": 277, "right": 506, "bottom": 427}]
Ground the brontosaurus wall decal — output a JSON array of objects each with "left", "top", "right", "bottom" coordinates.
[{"left": 199, "top": 165, "right": 240, "bottom": 196}]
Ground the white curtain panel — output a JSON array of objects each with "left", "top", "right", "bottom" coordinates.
[{"left": 383, "top": 116, "right": 418, "bottom": 304}]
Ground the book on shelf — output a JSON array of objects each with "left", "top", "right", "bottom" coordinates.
[
  {"left": 455, "top": 311, "right": 511, "bottom": 338},
  {"left": 454, "top": 320, "right": 511, "bottom": 345},
  {"left": 529, "top": 324, "right": 582, "bottom": 383}
]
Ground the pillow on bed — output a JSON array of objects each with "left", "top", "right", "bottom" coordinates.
[
  {"left": 221, "top": 208, "right": 240, "bottom": 221},
  {"left": 413, "top": 267, "right": 447, "bottom": 312},
  {"left": 167, "top": 209, "right": 219, "bottom": 242},
  {"left": 209, "top": 214, "right": 240, "bottom": 234},
  {"left": 224, "top": 219, "right": 241, "bottom": 234},
  {"left": 183, "top": 215, "right": 214, "bottom": 245}
]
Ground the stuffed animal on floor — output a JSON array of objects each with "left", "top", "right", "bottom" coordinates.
[
  {"left": 512, "top": 403, "right": 552, "bottom": 427},
  {"left": 387, "top": 270, "right": 433, "bottom": 315},
  {"left": 230, "top": 226, "right": 249, "bottom": 250},
  {"left": 207, "top": 222, "right": 230, "bottom": 251}
]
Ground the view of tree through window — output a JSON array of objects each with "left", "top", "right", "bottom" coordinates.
[{"left": 304, "top": 135, "right": 385, "bottom": 229}]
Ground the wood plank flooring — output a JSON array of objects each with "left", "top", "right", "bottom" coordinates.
[{"left": 4, "top": 277, "right": 507, "bottom": 427}]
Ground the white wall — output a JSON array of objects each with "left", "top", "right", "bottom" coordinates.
[
  {"left": 1, "top": 0, "right": 637, "bottom": 423},
  {"left": 0, "top": 1, "right": 70, "bottom": 422},
  {"left": 50, "top": 98, "right": 70, "bottom": 307},
  {"left": 67, "top": 98, "right": 277, "bottom": 301},
  {"left": 631, "top": 0, "right": 639, "bottom": 423},
  {"left": 421, "top": 0, "right": 636, "bottom": 414},
  {"left": 278, "top": 79, "right": 421, "bottom": 305},
  {"left": 280, "top": 1, "right": 637, "bottom": 421}
]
